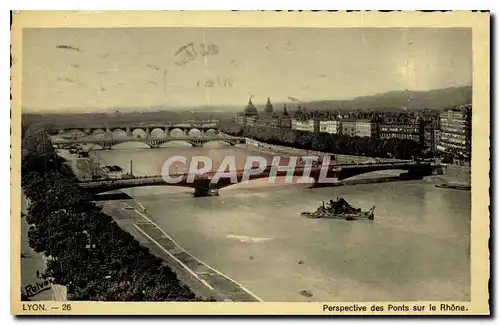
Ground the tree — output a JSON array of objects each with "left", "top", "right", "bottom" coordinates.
[{"left": 21, "top": 126, "right": 204, "bottom": 302}]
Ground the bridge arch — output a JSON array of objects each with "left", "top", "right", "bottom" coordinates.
[
  {"left": 204, "top": 128, "right": 217, "bottom": 135},
  {"left": 112, "top": 128, "right": 127, "bottom": 138},
  {"left": 202, "top": 140, "right": 234, "bottom": 147},
  {"left": 68, "top": 129, "right": 86, "bottom": 138},
  {"left": 159, "top": 140, "right": 194, "bottom": 148},
  {"left": 169, "top": 128, "right": 185, "bottom": 137},
  {"left": 218, "top": 174, "right": 315, "bottom": 192},
  {"left": 338, "top": 168, "right": 412, "bottom": 181},
  {"left": 150, "top": 128, "right": 166, "bottom": 138},
  {"left": 91, "top": 183, "right": 196, "bottom": 196},
  {"left": 187, "top": 128, "right": 202, "bottom": 137},
  {"left": 79, "top": 143, "right": 104, "bottom": 150},
  {"left": 110, "top": 141, "right": 151, "bottom": 149},
  {"left": 92, "top": 129, "right": 106, "bottom": 136},
  {"left": 132, "top": 128, "right": 147, "bottom": 138}
]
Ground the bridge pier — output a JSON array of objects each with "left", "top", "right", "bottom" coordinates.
[
  {"left": 101, "top": 143, "right": 113, "bottom": 150},
  {"left": 310, "top": 178, "right": 341, "bottom": 188},
  {"left": 193, "top": 187, "right": 219, "bottom": 197},
  {"left": 398, "top": 170, "right": 425, "bottom": 181}
]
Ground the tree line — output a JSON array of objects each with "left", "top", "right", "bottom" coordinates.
[
  {"left": 21, "top": 126, "right": 210, "bottom": 301},
  {"left": 220, "top": 122, "right": 424, "bottom": 160}
]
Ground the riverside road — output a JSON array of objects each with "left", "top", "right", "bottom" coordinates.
[{"left": 73, "top": 141, "right": 470, "bottom": 302}]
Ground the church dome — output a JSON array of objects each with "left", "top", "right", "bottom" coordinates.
[
  {"left": 264, "top": 97, "right": 274, "bottom": 114},
  {"left": 244, "top": 97, "right": 258, "bottom": 116}
]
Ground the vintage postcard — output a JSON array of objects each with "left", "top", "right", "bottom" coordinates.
[{"left": 11, "top": 11, "right": 490, "bottom": 315}]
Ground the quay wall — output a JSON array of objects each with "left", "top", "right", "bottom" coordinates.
[
  {"left": 243, "top": 138, "right": 403, "bottom": 164},
  {"left": 437, "top": 164, "right": 471, "bottom": 185}
]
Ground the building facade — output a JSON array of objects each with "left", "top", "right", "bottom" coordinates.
[
  {"left": 341, "top": 119, "right": 376, "bottom": 137},
  {"left": 423, "top": 120, "right": 440, "bottom": 152},
  {"left": 437, "top": 104, "right": 472, "bottom": 158},
  {"left": 292, "top": 119, "right": 317, "bottom": 132},
  {"left": 280, "top": 117, "right": 292, "bottom": 129},
  {"left": 341, "top": 120, "right": 357, "bottom": 137},
  {"left": 318, "top": 120, "right": 342, "bottom": 134},
  {"left": 378, "top": 118, "right": 424, "bottom": 145}
]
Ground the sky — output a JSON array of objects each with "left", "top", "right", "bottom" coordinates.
[{"left": 21, "top": 28, "right": 472, "bottom": 112}]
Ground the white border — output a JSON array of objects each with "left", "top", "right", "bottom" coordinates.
[{"left": 3, "top": 2, "right": 497, "bottom": 325}]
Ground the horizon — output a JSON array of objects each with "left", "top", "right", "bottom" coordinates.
[
  {"left": 22, "top": 84, "right": 472, "bottom": 114},
  {"left": 22, "top": 28, "right": 472, "bottom": 113}
]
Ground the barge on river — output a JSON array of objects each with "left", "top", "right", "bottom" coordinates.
[{"left": 301, "top": 197, "right": 375, "bottom": 221}]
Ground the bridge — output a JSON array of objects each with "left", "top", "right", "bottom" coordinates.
[
  {"left": 52, "top": 135, "right": 246, "bottom": 149},
  {"left": 53, "top": 122, "right": 220, "bottom": 139},
  {"left": 78, "top": 162, "right": 443, "bottom": 197}
]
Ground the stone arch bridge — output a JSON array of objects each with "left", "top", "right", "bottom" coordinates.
[
  {"left": 57, "top": 123, "right": 220, "bottom": 139},
  {"left": 52, "top": 135, "right": 246, "bottom": 149}
]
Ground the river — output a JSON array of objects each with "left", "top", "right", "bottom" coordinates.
[{"left": 90, "top": 142, "right": 471, "bottom": 302}]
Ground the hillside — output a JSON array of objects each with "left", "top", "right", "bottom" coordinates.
[{"left": 304, "top": 86, "right": 472, "bottom": 111}]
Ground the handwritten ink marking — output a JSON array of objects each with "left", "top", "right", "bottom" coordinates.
[
  {"left": 56, "top": 45, "right": 82, "bottom": 52},
  {"left": 173, "top": 42, "right": 219, "bottom": 67},
  {"left": 197, "top": 77, "right": 234, "bottom": 88}
]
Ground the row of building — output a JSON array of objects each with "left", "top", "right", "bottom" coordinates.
[{"left": 235, "top": 98, "right": 472, "bottom": 158}]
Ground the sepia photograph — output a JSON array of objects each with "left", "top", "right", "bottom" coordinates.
[{"left": 11, "top": 11, "right": 490, "bottom": 315}]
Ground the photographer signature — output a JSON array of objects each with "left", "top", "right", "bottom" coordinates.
[{"left": 22, "top": 278, "right": 54, "bottom": 298}]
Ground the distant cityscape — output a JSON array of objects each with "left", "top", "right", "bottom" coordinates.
[{"left": 234, "top": 97, "right": 472, "bottom": 165}]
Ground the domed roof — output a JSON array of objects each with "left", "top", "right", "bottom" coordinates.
[
  {"left": 264, "top": 97, "right": 274, "bottom": 114},
  {"left": 244, "top": 97, "right": 258, "bottom": 116}
]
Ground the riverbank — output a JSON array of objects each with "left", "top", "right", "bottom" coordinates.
[
  {"left": 435, "top": 183, "right": 471, "bottom": 191},
  {"left": 241, "top": 138, "right": 471, "bottom": 187},
  {"left": 58, "top": 149, "right": 107, "bottom": 181},
  {"left": 242, "top": 138, "right": 407, "bottom": 164},
  {"left": 237, "top": 140, "right": 424, "bottom": 187},
  {"left": 60, "top": 149, "right": 261, "bottom": 302},
  {"left": 439, "top": 164, "right": 472, "bottom": 186}
]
